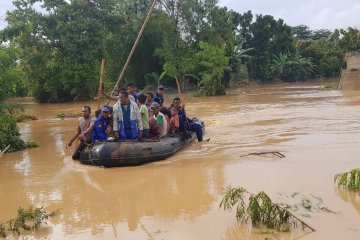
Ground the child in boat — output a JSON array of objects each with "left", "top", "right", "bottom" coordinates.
[
  {"left": 137, "top": 94, "right": 150, "bottom": 139},
  {"left": 169, "top": 108, "right": 179, "bottom": 134}
]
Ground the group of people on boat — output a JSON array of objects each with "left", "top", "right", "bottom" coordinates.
[{"left": 67, "top": 84, "right": 203, "bottom": 160}]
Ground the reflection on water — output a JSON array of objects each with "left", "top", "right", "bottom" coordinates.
[
  {"left": 1, "top": 81, "right": 360, "bottom": 239},
  {"left": 335, "top": 188, "right": 360, "bottom": 215}
]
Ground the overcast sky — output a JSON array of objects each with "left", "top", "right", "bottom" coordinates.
[{"left": 1, "top": 0, "right": 359, "bottom": 30}]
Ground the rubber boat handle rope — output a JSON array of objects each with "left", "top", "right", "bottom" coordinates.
[{"left": 110, "top": 0, "right": 158, "bottom": 98}]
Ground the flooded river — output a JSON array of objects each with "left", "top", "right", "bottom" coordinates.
[{"left": 1, "top": 81, "right": 360, "bottom": 239}]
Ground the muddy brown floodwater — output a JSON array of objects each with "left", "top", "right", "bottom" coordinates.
[{"left": 1, "top": 81, "right": 360, "bottom": 239}]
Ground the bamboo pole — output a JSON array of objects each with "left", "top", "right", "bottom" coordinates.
[
  {"left": 0, "top": 145, "right": 10, "bottom": 158},
  {"left": 97, "top": 58, "right": 105, "bottom": 109},
  {"left": 175, "top": 76, "right": 184, "bottom": 104},
  {"left": 111, "top": 0, "right": 158, "bottom": 95}
]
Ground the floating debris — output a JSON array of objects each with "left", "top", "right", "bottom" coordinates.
[{"left": 239, "top": 151, "right": 285, "bottom": 158}]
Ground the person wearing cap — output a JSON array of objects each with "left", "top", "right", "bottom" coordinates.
[
  {"left": 113, "top": 91, "right": 143, "bottom": 140},
  {"left": 83, "top": 104, "right": 113, "bottom": 138},
  {"left": 153, "top": 85, "right": 165, "bottom": 106},
  {"left": 91, "top": 106, "right": 112, "bottom": 143},
  {"left": 149, "top": 102, "right": 168, "bottom": 138}
]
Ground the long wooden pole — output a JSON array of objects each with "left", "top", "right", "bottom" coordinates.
[
  {"left": 175, "top": 76, "right": 184, "bottom": 104},
  {"left": 111, "top": 0, "right": 158, "bottom": 95},
  {"left": 97, "top": 58, "right": 106, "bottom": 109}
]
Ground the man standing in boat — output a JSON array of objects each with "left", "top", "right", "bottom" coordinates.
[
  {"left": 67, "top": 106, "right": 93, "bottom": 160},
  {"left": 113, "top": 91, "right": 143, "bottom": 140}
]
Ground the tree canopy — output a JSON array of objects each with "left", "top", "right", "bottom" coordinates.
[{"left": 0, "top": 0, "right": 359, "bottom": 102}]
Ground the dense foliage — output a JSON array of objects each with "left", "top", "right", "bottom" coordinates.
[
  {"left": 0, "top": 104, "right": 39, "bottom": 153},
  {"left": 0, "top": 45, "right": 26, "bottom": 101},
  {"left": 0, "top": 0, "right": 360, "bottom": 101}
]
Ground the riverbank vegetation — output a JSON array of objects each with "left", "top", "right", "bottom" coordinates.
[
  {"left": 0, "top": 103, "right": 39, "bottom": 153},
  {"left": 0, "top": 48, "right": 39, "bottom": 153},
  {"left": 0, "top": 207, "right": 59, "bottom": 238},
  {"left": 0, "top": 0, "right": 360, "bottom": 102}
]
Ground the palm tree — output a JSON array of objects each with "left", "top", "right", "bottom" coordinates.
[
  {"left": 225, "top": 37, "right": 254, "bottom": 86},
  {"left": 228, "top": 38, "right": 254, "bottom": 70}
]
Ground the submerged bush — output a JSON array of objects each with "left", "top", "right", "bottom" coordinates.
[
  {"left": 220, "top": 187, "right": 297, "bottom": 232},
  {"left": 0, "top": 207, "right": 59, "bottom": 238},
  {"left": 0, "top": 114, "right": 26, "bottom": 152},
  {"left": 335, "top": 169, "right": 360, "bottom": 191}
]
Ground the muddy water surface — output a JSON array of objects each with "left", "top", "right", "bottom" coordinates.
[{"left": 1, "top": 82, "right": 360, "bottom": 239}]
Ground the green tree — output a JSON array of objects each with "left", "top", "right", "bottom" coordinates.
[
  {"left": 191, "top": 41, "right": 229, "bottom": 96},
  {"left": 2, "top": 0, "right": 111, "bottom": 102},
  {"left": 311, "top": 29, "right": 332, "bottom": 40},
  {"left": 247, "top": 15, "right": 294, "bottom": 81},
  {"left": 227, "top": 38, "right": 253, "bottom": 84},
  {"left": 296, "top": 38, "right": 342, "bottom": 77},
  {"left": 339, "top": 27, "right": 360, "bottom": 52},
  {"left": 0, "top": 44, "right": 27, "bottom": 99},
  {"left": 235, "top": 10, "right": 253, "bottom": 47},
  {"left": 292, "top": 25, "right": 312, "bottom": 40}
]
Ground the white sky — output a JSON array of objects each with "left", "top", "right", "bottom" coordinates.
[
  {"left": 219, "top": 0, "right": 360, "bottom": 30},
  {"left": 1, "top": 0, "right": 360, "bottom": 30}
]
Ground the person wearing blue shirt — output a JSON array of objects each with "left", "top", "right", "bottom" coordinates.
[
  {"left": 113, "top": 91, "right": 143, "bottom": 140},
  {"left": 153, "top": 85, "right": 165, "bottom": 106},
  {"left": 91, "top": 106, "right": 111, "bottom": 143}
]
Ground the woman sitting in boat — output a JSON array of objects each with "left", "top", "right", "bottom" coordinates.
[{"left": 113, "top": 91, "right": 143, "bottom": 140}]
